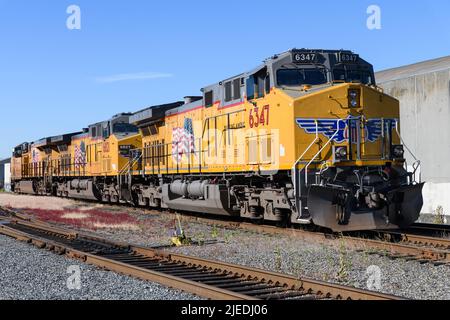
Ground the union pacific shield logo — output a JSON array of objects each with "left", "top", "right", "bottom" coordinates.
[{"left": 295, "top": 117, "right": 397, "bottom": 143}]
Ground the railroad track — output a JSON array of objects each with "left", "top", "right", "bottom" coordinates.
[
  {"left": 74, "top": 199, "right": 450, "bottom": 258},
  {"left": 172, "top": 214, "right": 450, "bottom": 266},
  {"left": 2, "top": 204, "right": 450, "bottom": 266},
  {"left": 407, "top": 222, "right": 450, "bottom": 236},
  {"left": 0, "top": 212, "right": 398, "bottom": 300},
  {"left": 370, "top": 230, "right": 450, "bottom": 252}
]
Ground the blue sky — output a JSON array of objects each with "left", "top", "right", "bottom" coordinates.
[{"left": 0, "top": 0, "right": 449, "bottom": 158}]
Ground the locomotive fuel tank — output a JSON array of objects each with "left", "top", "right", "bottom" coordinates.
[{"left": 67, "top": 179, "right": 101, "bottom": 201}]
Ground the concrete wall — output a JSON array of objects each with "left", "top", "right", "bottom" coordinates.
[
  {"left": 378, "top": 69, "right": 450, "bottom": 215},
  {"left": 0, "top": 159, "right": 11, "bottom": 191},
  {"left": 4, "top": 163, "right": 11, "bottom": 192}
]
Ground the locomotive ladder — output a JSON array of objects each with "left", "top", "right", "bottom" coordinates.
[
  {"left": 292, "top": 119, "right": 346, "bottom": 222},
  {"left": 117, "top": 150, "right": 142, "bottom": 202},
  {"left": 43, "top": 158, "right": 53, "bottom": 194}
]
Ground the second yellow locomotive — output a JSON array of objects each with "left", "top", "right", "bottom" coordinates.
[{"left": 10, "top": 49, "right": 424, "bottom": 232}]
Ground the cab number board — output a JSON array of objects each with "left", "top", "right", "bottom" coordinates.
[
  {"left": 292, "top": 52, "right": 320, "bottom": 64},
  {"left": 338, "top": 53, "right": 359, "bottom": 63}
]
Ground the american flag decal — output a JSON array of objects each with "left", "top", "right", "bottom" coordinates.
[
  {"left": 172, "top": 118, "right": 195, "bottom": 163},
  {"left": 31, "top": 148, "right": 40, "bottom": 164},
  {"left": 74, "top": 141, "right": 86, "bottom": 169}
]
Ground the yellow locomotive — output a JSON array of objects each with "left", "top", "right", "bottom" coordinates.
[{"left": 11, "top": 49, "right": 424, "bottom": 231}]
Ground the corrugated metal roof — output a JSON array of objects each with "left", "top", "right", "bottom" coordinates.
[{"left": 376, "top": 55, "right": 450, "bottom": 83}]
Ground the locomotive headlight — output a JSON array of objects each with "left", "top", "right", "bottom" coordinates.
[
  {"left": 334, "top": 146, "right": 348, "bottom": 161},
  {"left": 348, "top": 89, "right": 360, "bottom": 108},
  {"left": 392, "top": 145, "right": 405, "bottom": 159},
  {"left": 349, "top": 90, "right": 358, "bottom": 99}
]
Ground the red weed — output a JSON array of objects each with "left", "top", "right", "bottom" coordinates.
[{"left": 20, "top": 208, "right": 138, "bottom": 231}]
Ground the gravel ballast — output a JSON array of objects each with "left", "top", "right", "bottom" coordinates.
[
  {"left": 167, "top": 230, "right": 450, "bottom": 300},
  {"left": 1, "top": 194, "right": 449, "bottom": 300},
  {"left": 0, "top": 235, "right": 199, "bottom": 300}
]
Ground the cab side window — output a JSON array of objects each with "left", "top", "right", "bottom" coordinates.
[
  {"left": 224, "top": 78, "right": 242, "bottom": 103},
  {"left": 246, "top": 76, "right": 255, "bottom": 100},
  {"left": 257, "top": 75, "right": 265, "bottom": 98},
  {"left": 233, "top": 78, "right": 241, "bottom": 100},
  {"left": 205, "top": 90, "right": 214, "bottom": 107},
  {"left": 224, "top": 82, "right": 232, "bottom": 102},
  {"left": 265, "top": 74, "right": 271, "bottom": 94},
  {"left": 246, "top": 68, "right": 269, "bottom": 100},
  {"left": 102, "top": 126, "right": 109, "bottom": 139}
]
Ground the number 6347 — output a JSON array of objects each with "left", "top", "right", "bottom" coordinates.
[{"left": 249, "top": 105, "right": 270, "bottom": 128}]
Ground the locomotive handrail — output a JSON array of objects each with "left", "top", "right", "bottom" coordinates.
[
  {"left": 118, "top": 149, "right": 142, "bottom": 176},
  {"left": 304, "top": 118, "right": 347, "bottom": 186},
  {"left": 292, "top": 121, "right": 319, "bottom": 218},
  {"left": 117, "top": 149, "right": 143, "bottom": 201},
  {"left": 394, "top": 121, "right": 421, "bottom": 183},
  {"left": 395, "top": 122, "right": 418, "bottom": 162},
  {"left": 293, "top": 120, "right": 320, "bottom": 169}
]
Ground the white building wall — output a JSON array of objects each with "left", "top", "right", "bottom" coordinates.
[
  {"left": 422, "top": 182, "right": 450, "bottom": 215},
  {"left": 4, "top": 163, "right": 11, "bottom": 192},
  {"left": 379, "top": 69, "right": 450, "bottom": 216}
]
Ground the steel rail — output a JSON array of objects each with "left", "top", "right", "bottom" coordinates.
[
  {"left": 0, "top": 218, "right": 399, "bottom": 300},
  {"left": 376, "top": 231, "right": 450, "bottom": 250},
  {"left": 2, "top": 205, "right": 450, "bottom": 265},
  {"left": 175, "top": 215, "right": 450, "bottom": 265},
  {"left": 407, "top": 222, "right": 450, "bottom": 235}
]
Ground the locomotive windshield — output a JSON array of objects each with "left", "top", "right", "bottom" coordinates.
[
  {"left": 113, "top": 123, "right": 138, "bottom": 134},
  {"left": 333, "top": 68, "right": 374, "bottom": 85},
  {"left": 277, "top": 68, "right": 327, "bottom": 86},
  {"left": 272, "top": 50, "right": 376, "bottom": 89}
]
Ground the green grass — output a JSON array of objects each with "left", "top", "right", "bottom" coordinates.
[
  {"left": 210, "top": 225, "right": 219, "bottom": 239},
  {"left": 336, "top": 239, "right": 352, "bottom": 283},
  {"left": 433, "top": 206, "right": 445, "bottom": 224},
  {"left": 273, "top": 247, "right": 282, "bottom": 272}
]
